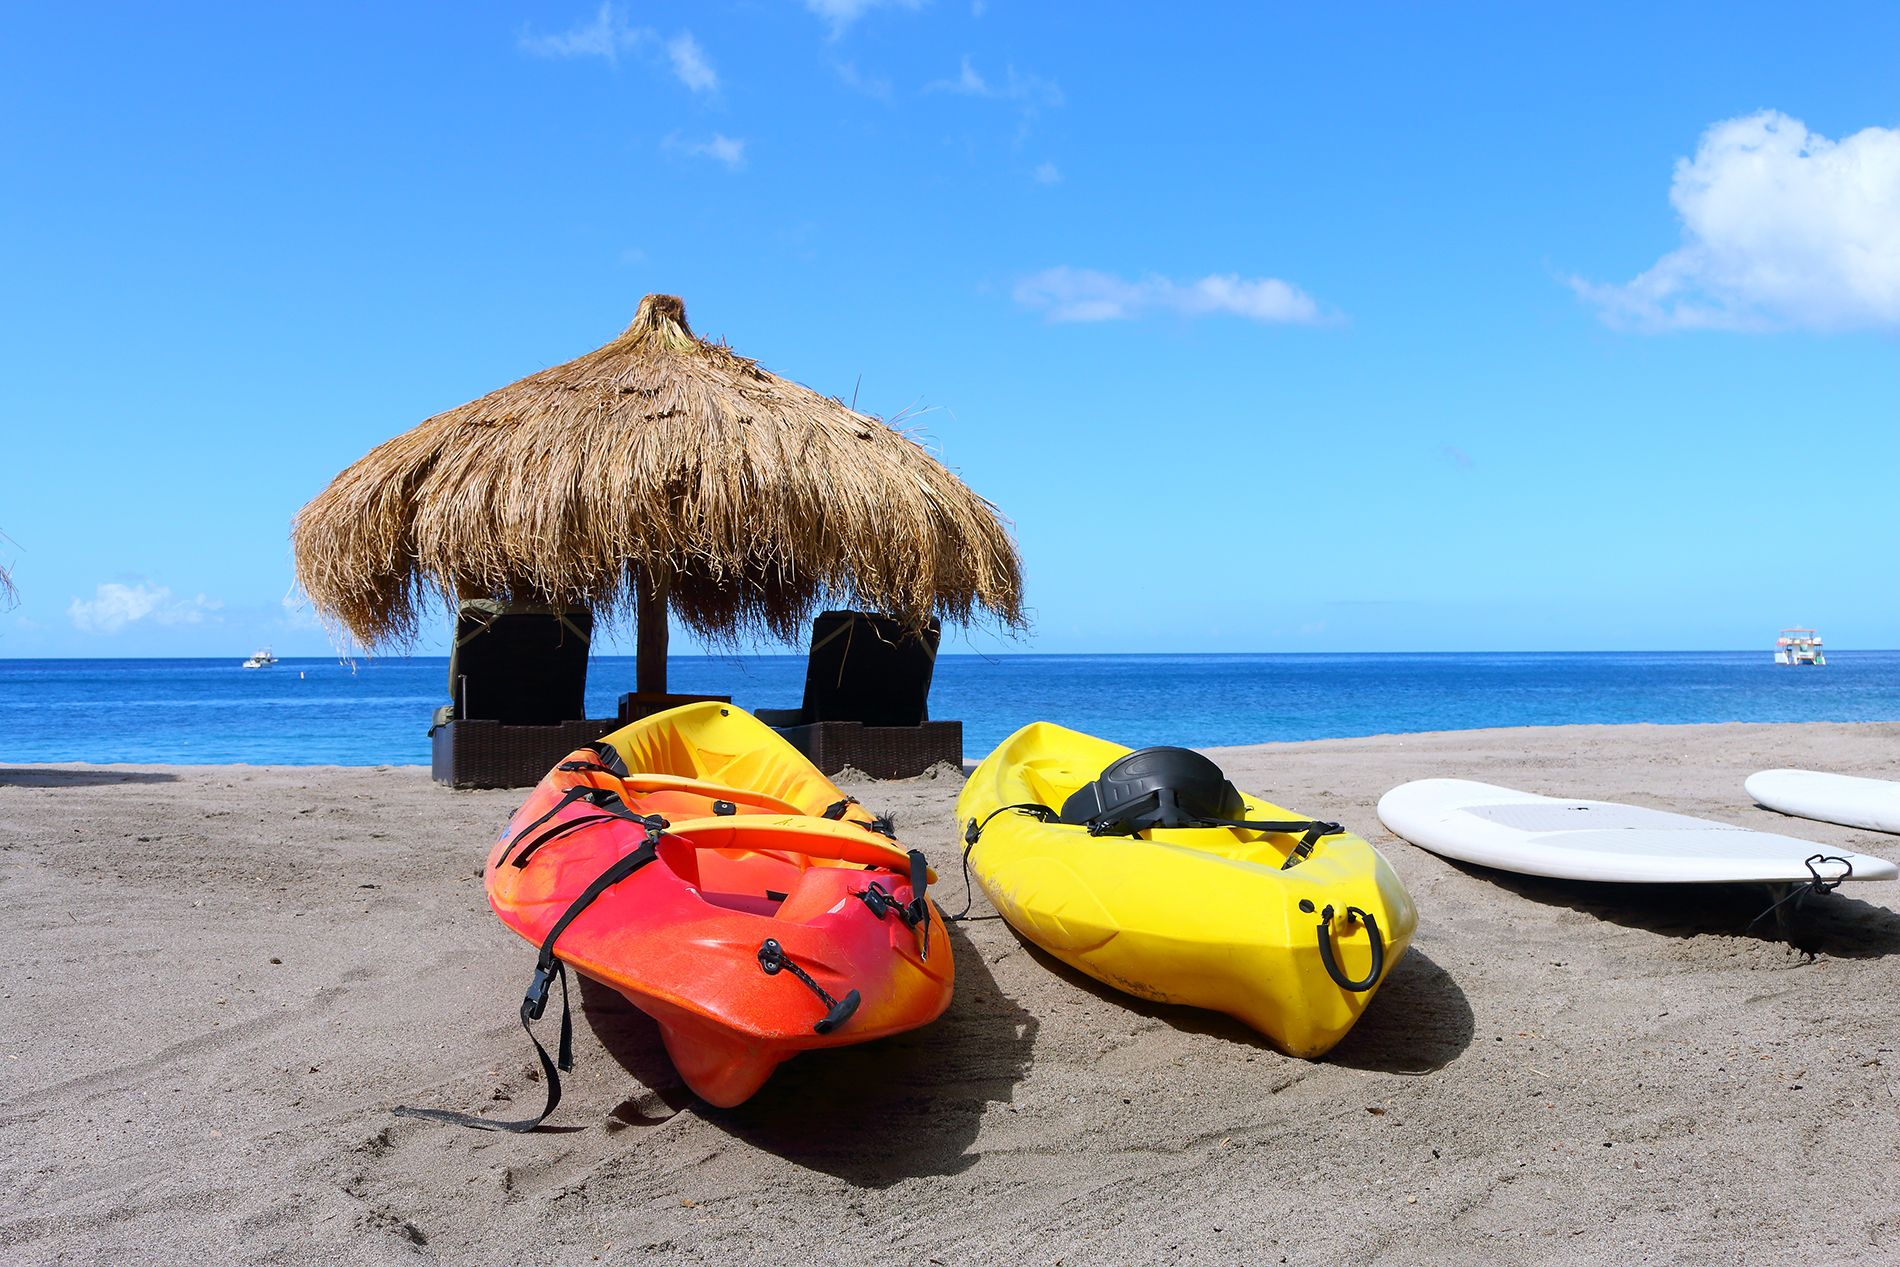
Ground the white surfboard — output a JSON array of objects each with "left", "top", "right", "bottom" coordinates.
[
  {"left": 1746, "top": 769, "right": 1900, "bottom": 836},
  {"left": 1377, "top": 778, "right": 1897, "bottom": 885}
]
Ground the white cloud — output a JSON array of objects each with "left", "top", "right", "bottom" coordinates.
[
  {"left": 1014, "top": 267, "right": 1326, "bottom": 325},
  {"left": 518, "top": 3, "right": 649, "bottom": 64},
  {"left": 833, "top": 59, "right": 893, "bottom": 101},
  {"left": 666, "top": 32, "right": 718, "bottom": 94},
  {"left": 1572, "top": 111, "right": 1900, "bottom": 331},
  {"left": 1033, "top": 160, "right": 1062, "bottom": 185},
  {"left": 806, "top": 0, "right": 925, "bottom": 38},
  {"left": 685, "top": 134, "right": 746, "bottom": 171},
  {"left": 927, "top": 56, "right": 1064, "bottom": 109},
  {"left": 69, "top": 582, "right": 222, "bottom": 634}
]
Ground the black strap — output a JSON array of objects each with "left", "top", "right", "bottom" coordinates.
[
  {"left": 496, "top": 785, "right": 593, "bottom": 867},
  {"left": 1083, "top": 798, "right": 1342, "bottom": 871},
  {"left": 950, "top": 804, "right": 1058, "bottom": 921},
  {"left": 509, "top": 791, "right": 657, "bottom": 870},
  {"left": 854, "top": 849, "right": 935, "bottom": 959},
  {"left": 949, "top": 801, "right": 1339, "bottom": 922},
  {"left": 822, "top": 795, "right": 898, "bottom": 839},
  {"left": 395, "top": 825, "right": 665, "bottom": 1132}
]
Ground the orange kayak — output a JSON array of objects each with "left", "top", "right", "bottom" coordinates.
[{"left": 413, "top": 703, "right": 953, "bottom": 1127}]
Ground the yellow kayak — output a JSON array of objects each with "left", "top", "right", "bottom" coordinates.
[{"left": 956, "top": 722, "right": 1416, "bottom": 1057}]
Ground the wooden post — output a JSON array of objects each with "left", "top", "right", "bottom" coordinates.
[{"left": 636, "top": 581, "right": 669, "bottom": 695}]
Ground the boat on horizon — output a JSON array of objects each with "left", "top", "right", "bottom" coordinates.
[
  {"left": 241, "top": 646, "right": 279, "bottom": 669},
  {"left": 1774, "top": 628, "right": 1825, "bottom": 667}
]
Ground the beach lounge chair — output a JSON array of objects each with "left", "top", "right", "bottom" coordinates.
[
  {"left": 429, "top": 600, "right": 619, "bottom": 789},
  {"left": 756, "top": 610, "right": 962, "bottom": 778}
]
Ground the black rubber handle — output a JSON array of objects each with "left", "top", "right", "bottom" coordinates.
[
  {"left": 814, "top": 989, "right": 861, "bottom": 1035},
  {"left": 1315, "top": 905, "right": 1384, "bottom": 993}
]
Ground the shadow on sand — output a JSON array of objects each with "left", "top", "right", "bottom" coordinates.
[
  {"left": 1326, "top": 948, "right": 1474, "bottom": 1073},
  {"left": 1463, "top": 861, "right": 1900, "bottom": 960},
  {"left": 577, "top": 917, "right": 1037, "bottom": 1185},
  {"left": 0, "top": 768, "right": 181, "bottom": 787},
  {"left": 1010, "top": 932, "right": 1474, "bottom": 1076}
]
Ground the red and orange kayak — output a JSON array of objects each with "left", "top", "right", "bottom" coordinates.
[{"left": 467, "top": 702, "right": 953, "bottom": 1118}]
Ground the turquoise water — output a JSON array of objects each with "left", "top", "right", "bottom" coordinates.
[{"left": 1, "top": 651, "right": 1895, "bottom": 766}]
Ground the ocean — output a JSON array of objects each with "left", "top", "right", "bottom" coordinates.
[{"left": 1, "top": 651, "right": 1896, "bottom": 766}]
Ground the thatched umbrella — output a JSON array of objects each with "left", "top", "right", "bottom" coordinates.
[{"left": 292, "top": 294, "right": 1024, "bottom": 692}]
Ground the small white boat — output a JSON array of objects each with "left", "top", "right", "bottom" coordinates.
[
  {"left": 1773, "top": 628, "right": 1824, "bottom": 667},
  {"left": 242, "top": 646, "right": 279, "bottom": 669}
]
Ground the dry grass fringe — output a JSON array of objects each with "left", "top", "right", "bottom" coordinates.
[{"left": 291, "top": 295, "right": 1025, "bottom": 649}]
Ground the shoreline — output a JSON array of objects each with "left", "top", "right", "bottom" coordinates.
[
  {"left": 6, "top": 720, "right": 1900, "bottom": 1264},
  {"left": 6, "top": 717, "right": 1900, "bottom": 776}
]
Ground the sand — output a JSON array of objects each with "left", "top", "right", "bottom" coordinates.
[{"left": 4, "top": 721, "right": 1900, "bottom": 1265}]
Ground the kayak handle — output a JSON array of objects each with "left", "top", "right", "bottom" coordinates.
[
  {"left": 815, "top": 990, "right": 862, "bottom": 1035},
  {"left": 758, "top": 938, "right": 862, "bottom": 1035},
  {"left": 1314, "top": 904, "right": 1384, "bottom": 993}
]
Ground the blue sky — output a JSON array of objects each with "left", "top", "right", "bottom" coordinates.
[{"left": 1, "top": 1, "right": 1895, "bottom": 657}]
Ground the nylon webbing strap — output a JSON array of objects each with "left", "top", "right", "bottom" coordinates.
[
  {"left": 1275, "top": 821, "right": 1344, "bottom": 871},
  {"left": 505, "top": 789, "right": 654, "bottom": 870},
  {"left": 1080, "top": 799, "right": 1342, "bottom": 871},
  {"left": 395, "top": 829, "right": 664, "bottom": 1133},
  {"left": 496, "top": 786, "right": 592, "bottom": 867}
]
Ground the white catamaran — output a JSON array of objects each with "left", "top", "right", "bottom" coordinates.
[{"left": 1774, "top": 629, "right": 1825, "bottom": 667}]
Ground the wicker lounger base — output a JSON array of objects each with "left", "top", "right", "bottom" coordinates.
[
  {"left": 773, "top": 720, "right": 963, "bottom": 780},
  {"left": 430, "top": 718, "right": 621, "bottom": 790}
]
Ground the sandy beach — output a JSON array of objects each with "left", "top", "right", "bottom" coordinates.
[{"left": 5, "top": 720, "right": 1900, "bottom": 1265}]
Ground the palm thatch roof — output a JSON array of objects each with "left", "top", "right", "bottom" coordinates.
[{"left": 292, "top": 295, "right": 1024, "bottom": 670}]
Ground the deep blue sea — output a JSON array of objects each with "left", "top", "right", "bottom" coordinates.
[{"left": 1, "top": 651, "right": 1896, "bottom": 766}]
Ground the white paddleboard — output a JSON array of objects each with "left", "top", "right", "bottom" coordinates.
[
  {"left": 1377, "top": 778, "right": 1897, "bottom": 885},
  {"left": 1746, "top": 769, "right": 1900, "bottom": 836}
]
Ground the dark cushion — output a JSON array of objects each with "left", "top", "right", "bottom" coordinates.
[
  {"left": 448, "top": 601, "right": 592, "bottom": 725},
  {"left": 798, "top": 610, "right": 939, "bottom": 727}
]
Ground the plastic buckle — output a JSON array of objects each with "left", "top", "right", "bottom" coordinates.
[{"left": 523, "top": 964, "right": 557, "bottom": 1020}]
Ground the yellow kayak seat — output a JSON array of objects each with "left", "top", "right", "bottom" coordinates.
[{"left": 956, "top": 721, "right": 1417, "bottom": 1058}]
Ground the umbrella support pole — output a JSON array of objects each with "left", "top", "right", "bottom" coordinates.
[{"left": 636, "top": 586, "right": 669, "bottom": 695}]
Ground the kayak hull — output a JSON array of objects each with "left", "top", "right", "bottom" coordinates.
[
  {"left": 957, "top": 721, "right": 1415, "bottom": 1057},
  {"left": 487, "top": 703, "right": 953, "bottom": 1106}
]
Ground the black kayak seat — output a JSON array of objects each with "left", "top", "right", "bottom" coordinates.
[{"left": 1059, "top": 746, "right": 1249, "bottom": 833}]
